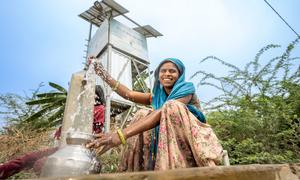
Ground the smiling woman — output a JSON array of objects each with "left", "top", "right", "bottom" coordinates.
[
  {"left": 88, "top": 57, "right": 223, "bottom": 171},
  {"left": 158, "top": 61, "right": 180, "bottom": 94}
]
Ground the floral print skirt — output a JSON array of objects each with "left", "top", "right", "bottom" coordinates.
[{"left": 119, "top": 100, "right": 223, "bottom": 171}]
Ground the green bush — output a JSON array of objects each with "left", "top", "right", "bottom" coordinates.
[{"left": 193, "top": 38, "right": 300, "bottom": 164}]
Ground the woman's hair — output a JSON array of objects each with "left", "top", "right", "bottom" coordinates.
[{"left": 95, "top": 85, "right": 106, "bottom": 105}]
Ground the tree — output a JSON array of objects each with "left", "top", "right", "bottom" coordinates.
[
  {"left": 191, "top": 38, "right": 300, "bottom": 164},
  {"left": 0, "top": 84, "right": 43, "bottom": 132},
  {"left": 24, "top": 82, "right": 67, "bottom": 129},
  {"left": 0, "top": 83, "right": 54, "bottom": 179}
]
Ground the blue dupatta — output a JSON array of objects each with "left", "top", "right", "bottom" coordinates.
[{"left": 148, "top": 58, "right": 206, "bottom": 169}]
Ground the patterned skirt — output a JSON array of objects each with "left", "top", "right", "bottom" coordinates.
[{"left": 119, "top": 100, "right": 223, "bottom": 171}]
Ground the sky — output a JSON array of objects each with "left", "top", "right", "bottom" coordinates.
[{"left": 0, "top": 0, "right": 299, "bottom": 127}]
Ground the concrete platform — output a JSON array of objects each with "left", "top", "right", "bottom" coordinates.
[{"left": 44, "top": 163, "right": 299, "bottom": 180}]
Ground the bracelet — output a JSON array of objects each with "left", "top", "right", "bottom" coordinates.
[
  {"left": 117, "top": 129, "right": 126, "bottom": 145},
  {"left": 112, "top": 81, "right": 120, "bottom": 91}
]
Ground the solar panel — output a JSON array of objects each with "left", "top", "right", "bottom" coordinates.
[
  {"left": 133, "top": 25, "right": 163, "bottom": 38},
  {"left": 102, "top": 0, "right": 129, "bottom": 16},
  {"left": 78, "top": 0, "right": 129, "bottom": 27}
]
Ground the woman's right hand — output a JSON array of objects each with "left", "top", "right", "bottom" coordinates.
[
  {"left": 86, "top": 132, "right": 121, "bottom": 155},
  {"left": 93, "top": 60, "right": 112, "bottom": 83},
  {"left": 87, "top": 56, "right": 95, "bottom": 66},
  {"left": 87, "top": 56, "right": 110, "bottom": 82}
]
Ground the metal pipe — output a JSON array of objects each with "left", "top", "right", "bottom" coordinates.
[
  {"left": 104, "top": 45, "right": 112, "bottom": 133},
  {"left": 132, "top": 59, "right": 147, "bottom": 92}
]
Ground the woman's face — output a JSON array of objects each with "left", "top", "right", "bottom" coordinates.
[{"left": 159, "top": 62, "right": 180, "bottom": 89}]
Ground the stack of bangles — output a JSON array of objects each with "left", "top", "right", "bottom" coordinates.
[{"left": 117, "top": 129, "right": 126, "bottom": 145}]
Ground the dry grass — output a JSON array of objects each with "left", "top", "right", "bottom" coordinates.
[
  {"left": 0, "top": 127, "right": 53, "bottom": 179},
  {"left": 97, "top": 148, "right": 122, "bottom": 173},
  {"left": 0, "top": 125, "right": 127, "bottom": 178},
  {"left": 0, "top": 127, "right": 53, "bottom": 163}
]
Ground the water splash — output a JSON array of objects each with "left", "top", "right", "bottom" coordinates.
[{"left": 65, "top": 58, "right": 97, "bottom": 137}]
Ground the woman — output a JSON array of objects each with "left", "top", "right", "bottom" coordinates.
[
  {"left": 87, "top": 58, "right": 223, "bottom": 171},
  {"left": 93, "top": 85, "right": 106, "bottom": 134}
]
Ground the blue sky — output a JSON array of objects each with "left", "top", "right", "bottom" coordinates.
[{"left": 0, "top": 0, "right": 299, "bottom": 126}]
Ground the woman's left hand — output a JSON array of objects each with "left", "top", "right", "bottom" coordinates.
[{"left": 86, "top": 132, "right": 121, "bottom": 155}]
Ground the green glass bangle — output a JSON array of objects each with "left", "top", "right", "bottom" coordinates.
[{"left": 117, "top": 129, "right": 126, "bottom": 145}]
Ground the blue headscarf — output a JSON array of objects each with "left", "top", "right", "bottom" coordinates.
[{"left": 148, "top": 58, "right": 206, "bottom": 169}]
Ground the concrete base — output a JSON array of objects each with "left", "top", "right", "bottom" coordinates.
[{"left": 43, "top": 164, "right": 299, "bottom": 180}]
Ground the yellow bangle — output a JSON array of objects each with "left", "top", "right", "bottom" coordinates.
[
  {"left": 117, "top": 129, "right": 126, "bottom": 145},
  {"left": 112, "top": 81, "right": 120, "bottom": 91}
]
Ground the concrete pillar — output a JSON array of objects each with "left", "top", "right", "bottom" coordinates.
[{"left": 60, "top": 71, "right": 95, "bottom": 146}]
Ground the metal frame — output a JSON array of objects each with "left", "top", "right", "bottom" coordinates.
[
  {"left": 132, "top": 59, "right": 147, "bottom": 92},
  {"left": 80, "top": 0, "right": 162, "bottom": 132},
  {"left": 103, "top": 51, "right": 152, "bottom": 132}
]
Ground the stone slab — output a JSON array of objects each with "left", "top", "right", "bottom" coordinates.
[{"left": 43, "top": 163, "right": 299, "bottom": 180}]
